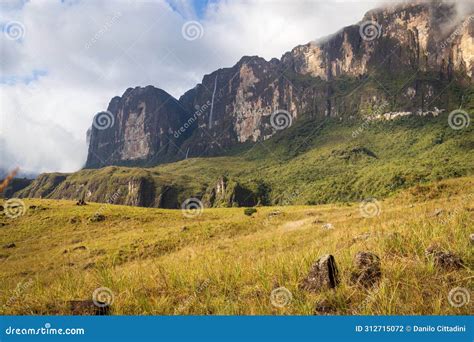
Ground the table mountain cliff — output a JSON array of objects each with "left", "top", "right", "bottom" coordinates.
[{"left": 85, "top": 1, "right": 473, "bottom": 169}]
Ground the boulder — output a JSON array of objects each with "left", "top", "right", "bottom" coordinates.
[
  {"left": 300, "top": 254, "right": 339, "bottom": 292},
  {"left": 350, "top": 251, "right": 381, "bottom": 287},
  {"left": 425, "top": 245, "right": 464, "bottom": 270}
]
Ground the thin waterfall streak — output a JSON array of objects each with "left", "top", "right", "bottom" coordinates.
[{"left": 209, "top": 76, "right": 217, "bottom": 129}]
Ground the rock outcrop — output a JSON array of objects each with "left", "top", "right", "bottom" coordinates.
[
  {"left": 202, "top": 176, "right": 257, "bottom": 207},
  {"left": 300, "top": 254, "right": 340, "bottom": 291},
  {"left": 86, "top": 86, "right": 190, "bottom": 168},
  {"left": 350, "top": 251, "right": 382, "bottom": 287}
]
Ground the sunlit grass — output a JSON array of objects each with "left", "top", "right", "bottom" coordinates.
[{"left": 1, "top": 177, "right": 472, "bottom": 315}]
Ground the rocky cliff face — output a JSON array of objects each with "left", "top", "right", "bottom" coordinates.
[
  {"left": 82, "top": 1, "right": 472, "bottom": 167},
  {"left": 86, "top": 86, "right": 190, "bottom": 168}
]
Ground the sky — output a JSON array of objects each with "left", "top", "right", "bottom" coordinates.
[{"left": 0, "top": 0, "right": 393, "bottom": 174}]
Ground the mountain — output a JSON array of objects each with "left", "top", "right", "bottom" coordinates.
[
  {"left": 85, "top": 1, "right": 473, "bottom": 168},
  {"left": 16, "top": 1, "right": 474, "bottom": 208}
]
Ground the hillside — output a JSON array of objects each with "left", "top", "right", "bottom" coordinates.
[
  {"left": 13, "top": 0, "right": 474, "bottom": 209},
  {"left": 1, "top": 177, "right": 473, "bottom": 315},
  {"left": 15, "top": 112, "right": 474, "bottom": 207}
]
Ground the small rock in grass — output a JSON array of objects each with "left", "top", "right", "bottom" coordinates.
[
  {"left": 181, "top": 226, "right": 189, "bottom": 232},
  {"left": 3, "top": 243, "right": 16, "bottom": 249},
  {"left": 83, "top": 262, "right": 95, "bottom": 270},
  {"left": 353, "top": 233, "right": 370, "bottom": 242},
  {"left": 89, "top": 213, "right": 106, "bottom": 222},
  {"left": 350, "top": 251, "right": 381, "bottom": 287},
  {"left": 469, "top": 234, "right": 474, "bottom": 245},
  {"left": 322, "top": 223, "right": 334, "bottom": 230},
  {"left": 72, "top": 245, "right": 87, "bottom": 251},
  {"left": 313, "top": 299, "right": 337, "bottom": 315},
  {"left": 300, "top": 254, "right": 339, "bottom": 292},
  {"left": 68, "top": 300, "right": 110, "bottom": 315},
  {"left": 76, "top": 199, "right": 87, "bottom": 206},
  {"left": 244, "top": 208, "right": 257, "bottom": 216},
  {"left": 425, "top": 245, "right": 464, "bottom": 270}
]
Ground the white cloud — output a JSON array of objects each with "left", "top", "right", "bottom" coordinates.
[{"left": 0, "top": 0, "right": 385, "bottom": 174}]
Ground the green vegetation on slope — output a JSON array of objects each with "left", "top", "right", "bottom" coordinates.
[{"left": 15, "top": 111, "right": 473, "bottom": 207}]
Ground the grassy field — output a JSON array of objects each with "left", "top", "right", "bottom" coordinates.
[{"left": 1, "top": 176, "right": 472, "bottom": 315}]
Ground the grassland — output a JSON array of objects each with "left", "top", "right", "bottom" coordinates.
[{"left": 1, "top": 177, "right": 472, "bottom": 315}]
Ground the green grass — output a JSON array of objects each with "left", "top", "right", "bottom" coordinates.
[{"left": 1, "top": 177, "right": 472, "bottom": 315}]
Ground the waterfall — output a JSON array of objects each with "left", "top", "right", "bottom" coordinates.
[{"left": 208, "top": 75, "right": 217, "bottom": 129}]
